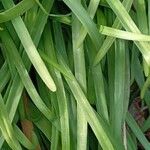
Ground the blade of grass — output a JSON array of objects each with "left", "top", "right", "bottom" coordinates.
[
  {"left": 85, "top": 36, "right": 109, "bottom": 121},
  {"left": 134, "top": 0, "right": 149, "bottom": 76},
  {"left": 0, "top": 0, "right": 36, "bottom": 23},
  {"left": 94, "top": 0, "right": 133, "bottom": 65},
  {"left": 111, "top": 40, "right": 126, "bottom": 143},
  {"left": 148, "top": 0, "right": 150, "bottom": 34},
  {"left": 28, "top": 100, "right": 53, "bottom": 141},
  {"left": 122, "top": 45, "right": 130, "bottom": 122},
  {"left": 0, "top": 1, "right": 55, "bottom": 147},
  {"left": 99, "top": 25, "right": 150, "bottom": 41},
  {"left": 63, "top": 0, "right": 101, "bottom": 50},
  {"left": 50, "top": 126, "right": 59, "bottom": 150},
  {"left": 127, "top": 131, "right": 137, "bottom": 150},
  {"left": 1, "top": 0, "right": 56, "bottom": 92},
  {"left": 43, "top": 50, "right": 115, "bottom": 149},
  {"left": 141, "top": 75, "right": 150, "bottom": 99},
  {"left": 35, "top": 72, "right": 60, "bottom": 149},
  {"left": 136, "top": 0, "right": 148, "bottom": 34},
  {"left": 39, "top": 51, "right": 73, "bottom": 80},
  {"left": 40, "top": 26, "right": 116, "bottom": 149},
  {"left": 43, "top": 23, "right": 70, "bottom": 150},
  {"left": 29, "top": 0, "right": 71, "bottom": 25},
  {"left": 142, "top": 116, "right": 150, "bottom": 132},
  {"left": 76, "top": 0, "right": 100, "bottom": 48},
  {"left": 131, "top": 45, "right": 150, "bottom": 108},
  {"left": 5, "top": 21, "right": 20, "bottom": 47},
  {"left": 0, "top": 94, "right": 22, "bottom": 150},
  {"left": 81, "top": 1, "right": 109, "bottom": 122},
  {"left": 63, "top": 67, "right": 115, "bottom": 150},
  {"left": 67, "top": 93, "right": 77, "bottom": 150},
  {"left": 72, "top": 1, "right": 87, "bottom": 148},
  {"left": 50, "top": 14, "right": 71, "bottom": 25},
  {"left": 105, "top": 9, "right": 116, "bottom": 125},
  {"left": 0, "top": 62, "right": 10, "bottom": 92},
  {"left": 0, "top": 29, "right": 55, "bottom": 122},
  {"left": 1, "top": 43, "right": 16, "bottom": 77},
  {"left": 13, "top": 125, "right": 35, "bottom": 150},
  {"left": 5, "top": 0, "right": 55, "bottom": 128},
  {"left": 126, "top": 112, "right": 150, "bottom": 150},
  {"left": 104, "top": 0, "right": 150, "bottom": 66}
]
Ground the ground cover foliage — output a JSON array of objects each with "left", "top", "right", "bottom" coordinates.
[{"left": 0, "top": 0, "right": 150, "bottom": 149}]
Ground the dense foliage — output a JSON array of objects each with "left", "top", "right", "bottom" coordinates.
[{"left": 0, "top": 0, "right": 150, "bottom": 149}]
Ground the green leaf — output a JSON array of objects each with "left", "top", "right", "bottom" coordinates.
[
  {"left": 1, "top": 0, "right": 56, "bottom": 92},
  {"left": 105, "top": 0, "right": 150, "bottom": 66},
  {"left": 94, "top": 0, "right": 133, "bottom": 65},
  {"left": 99, "top": 25, "right": 150, "bottom": 41},
  {"left": 0, "top": 94, "right": 22, "bottom": 150},
  {"left": 0, "top": 29, "right": 55, "bottom": 122},
  {"left": 126, "top": 112, "right": 150, "bottom": 150},
  {"left": 0, "top": 0, "right": 36, "bottom": 23}
]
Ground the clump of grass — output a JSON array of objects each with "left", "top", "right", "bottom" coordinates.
[{"left": 0, "top": 0, "right": 150, "bottom": 149}]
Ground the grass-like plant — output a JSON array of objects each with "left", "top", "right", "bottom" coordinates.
[{"left": 0, "top": 0, "right": 150, "bottom": 149}]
